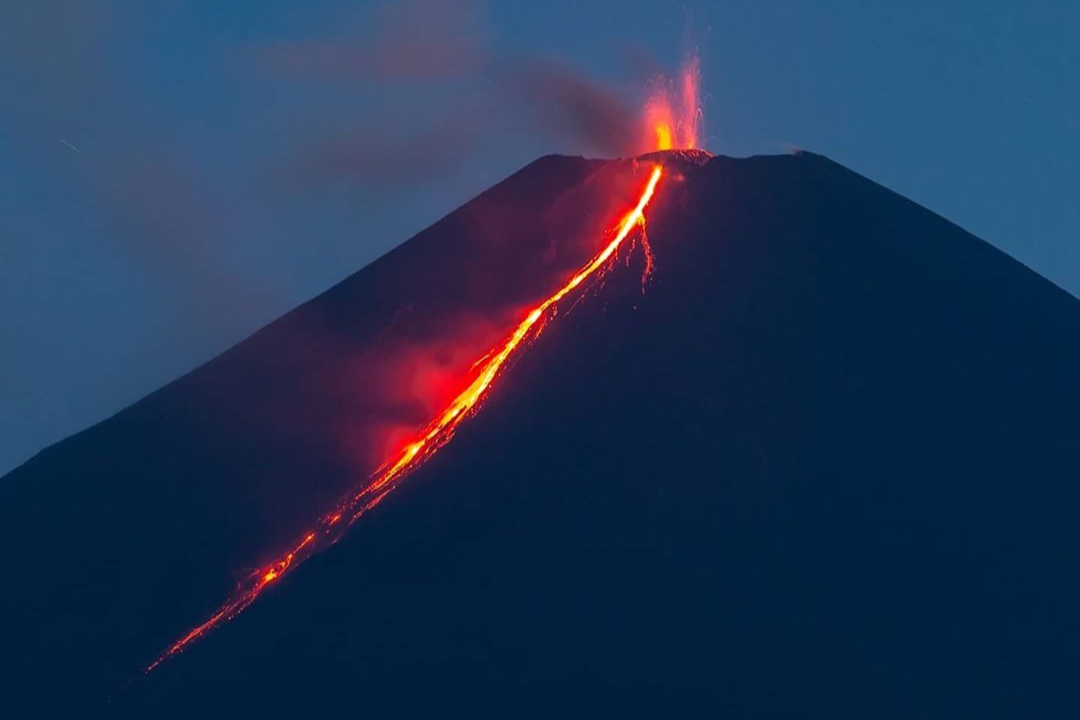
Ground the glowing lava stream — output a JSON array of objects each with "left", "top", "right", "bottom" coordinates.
[{"left": 145, "top": 164, "right": 664, "bottom": 672}]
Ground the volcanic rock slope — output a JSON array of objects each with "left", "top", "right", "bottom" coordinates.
[{"left": 3, "top": 151, "right": 1079, "bottom": 717}]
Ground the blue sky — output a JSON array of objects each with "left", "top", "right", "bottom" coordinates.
[{"left": 2, "top": 0, "right": 1078, "bottom": 473}]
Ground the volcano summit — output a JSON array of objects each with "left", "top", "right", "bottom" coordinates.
[{"left": 2, "top": 150, "right": 1079, "bottom": 717}]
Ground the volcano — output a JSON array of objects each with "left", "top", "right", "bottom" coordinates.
[{"left": 3, "top": 151, "right": 1079, "bottom": 717}]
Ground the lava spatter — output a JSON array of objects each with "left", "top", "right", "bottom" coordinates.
[{"left": 645, "top": 54, "right": 703, "bottom": 152}]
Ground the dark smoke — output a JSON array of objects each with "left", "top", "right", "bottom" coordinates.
[
  {"left": 258, "top": 0, "right": 645, "bottom": 194},
  {"left": 511, "top": 59, "right": 640, "bottom": 158}
]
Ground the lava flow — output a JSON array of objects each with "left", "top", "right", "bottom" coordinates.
[{"left": 145, "top": 164, "right": 664, "bottom": 672}]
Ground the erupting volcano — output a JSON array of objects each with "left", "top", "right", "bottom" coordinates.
[
  {"left": 4, "top": 55, "right": 1080, "bottom": 719},
  {"left": 140, "top": 59, "right": 705, "bottom": 672}
]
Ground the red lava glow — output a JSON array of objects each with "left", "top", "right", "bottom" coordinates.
[
  {"left": 145, "top": 164, "right": 665, "bottom": 673},
  {"left": 645, "top": 54, "right": 703, "bottom": 151}
]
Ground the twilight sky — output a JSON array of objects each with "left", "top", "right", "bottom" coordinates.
[{"left": 2, "top": 0, "right": 1078, "bottom": 474}]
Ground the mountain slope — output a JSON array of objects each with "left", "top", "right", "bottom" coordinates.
[{"left": 5, "top": 152, "right": 1080, "bottom": 717}]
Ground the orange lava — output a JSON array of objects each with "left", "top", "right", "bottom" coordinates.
[
  {"left": 646, "top": 54, "right": 702, "bottom": 151},
  {"left": 145, "top": 164, "right": 665, "bottom": 673}
]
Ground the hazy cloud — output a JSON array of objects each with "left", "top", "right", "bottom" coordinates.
[
  {"left": 262, "top": 0, "right": 645, "bottom": 194},
  {"left": 282, "top": 117, "right": 477, "bottom": 193},
  {"left": 256, "top": 0, "right": 487, "bottom": 83}
]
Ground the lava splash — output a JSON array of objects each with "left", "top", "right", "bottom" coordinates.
[{"left": 146, "top": 164, "right": 664, "bottom": 672}]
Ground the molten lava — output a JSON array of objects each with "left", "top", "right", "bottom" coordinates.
[
  {"left": 145, "top": 164, "right": 665, "bottom": 672},
  {"left": 645, "top": 54, "right": 702, "bottom": 151}
]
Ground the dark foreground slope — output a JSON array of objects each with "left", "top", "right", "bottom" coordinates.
[{"left": 6, "top": 152, "right": 1080, "bottom": 717}]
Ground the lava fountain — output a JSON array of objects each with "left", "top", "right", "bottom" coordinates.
[{"left": 645, "top": 54, "right": 703, "bottom": 151}]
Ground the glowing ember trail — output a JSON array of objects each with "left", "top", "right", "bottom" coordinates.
[{"left": 145, "top": 165, "right": 664, "bottom": 672}]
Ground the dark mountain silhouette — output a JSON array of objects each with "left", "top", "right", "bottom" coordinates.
[{"left": 3, "top": 151, "right": 1079, "bottom": 717}]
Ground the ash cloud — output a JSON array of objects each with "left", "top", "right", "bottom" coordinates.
[
  {"left": 510, "top": 59, "right": 640, "bottom": 158},
  {"left": 258, "top": 0, "right": 646, "bottom": 194}
]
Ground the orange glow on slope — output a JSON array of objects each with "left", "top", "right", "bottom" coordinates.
[
  {"left": 645, "top": 54, "right": 702, "bottom": 151},
  {"left": 145, "top": 165, "right": 665, "bottom": 673}
]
